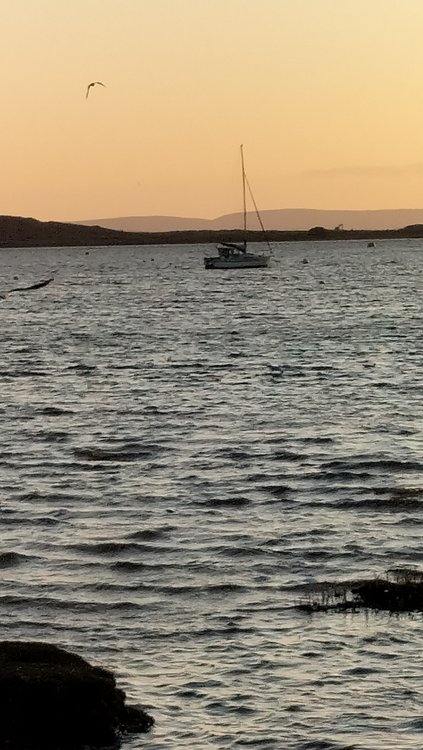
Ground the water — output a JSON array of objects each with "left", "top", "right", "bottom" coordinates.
[{"left": 1, "top": 239, "right": 423, "bottom": 749}]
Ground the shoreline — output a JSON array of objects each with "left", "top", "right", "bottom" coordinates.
[{"left": 1, "top": 215, "right": 423, "bottom": 248}]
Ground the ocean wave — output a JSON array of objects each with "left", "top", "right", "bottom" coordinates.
[{"left": 72, "top": 443, "right": 167, "bottom": 462}]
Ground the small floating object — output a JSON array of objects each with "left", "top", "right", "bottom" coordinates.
[
  {"left": 367, "top": 242, "right": 375, "bottom": 248},
  {"left": 302, "top": 258, "right": 309, "bottom": 264},
  {"left": 0, "top": 277, "right": 54, "bottom": 300}
]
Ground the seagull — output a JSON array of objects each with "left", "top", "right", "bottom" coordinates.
[
  {"left": 86, "top": 81, "right": 106, "bottom": 98},
  {"left": 0, "top": 277, "right": 54, "bottom": 300}
]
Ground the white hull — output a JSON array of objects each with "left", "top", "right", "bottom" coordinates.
[{"left": 204, "top": 253, "right": 269, "bottom": 269}]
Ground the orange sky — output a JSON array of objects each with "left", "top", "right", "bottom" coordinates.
[{"left": 3, "top": 0, "right": 423, "bottom": 221}]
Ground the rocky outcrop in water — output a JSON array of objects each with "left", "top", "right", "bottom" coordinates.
[
  {"left": 299, "top": 567, "right": 423, "bottom": 613},
  {"left": 0, "top": 641, "right": 154, "bottom": 748}
]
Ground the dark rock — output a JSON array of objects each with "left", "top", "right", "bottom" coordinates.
[
  {"left": 298, "top": 567, "right": 423, "bottom": 614},
  {"left": 307, "top": 226, "right": 329, "bottom": 239},
  {"left": 354, "top": 578, "right": 423, "bottom": 612},
  {"left": 0, "top": 641, "right": 154, "bottom": 749}
]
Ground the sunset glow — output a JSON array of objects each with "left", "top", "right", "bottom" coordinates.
[{"left": 3, "top": 0, "right": 423, "bottom": 221}]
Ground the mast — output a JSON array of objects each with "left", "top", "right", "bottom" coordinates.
[{"left": 240, "top": 144, "right": 247, "bottom": 250}]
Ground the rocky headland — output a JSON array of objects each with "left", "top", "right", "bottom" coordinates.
[{"left": 0, "top": 641, "right": 153, "bottom": 748}]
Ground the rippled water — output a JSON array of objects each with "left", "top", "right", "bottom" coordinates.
[{"left": 1, "top": 239, "right": 423, "bottom": 749}]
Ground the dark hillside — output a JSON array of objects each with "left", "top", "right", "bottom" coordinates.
[{"left": 1, "top": 215, "right": 423, "bottom": 248}]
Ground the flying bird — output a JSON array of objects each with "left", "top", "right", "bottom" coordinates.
[
  {"left": 0, "top": 277, "right": 54, "bottom": 300},
  {"left": 86, "top": 81, "right": 106, "bottom": 98}
]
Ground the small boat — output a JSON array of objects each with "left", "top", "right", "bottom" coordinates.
[
  {"left": 204, "top": 241, "right": 269, "bottom": 269},
  {"left": 204, "top": 146, "right": 270, "bottom": 270}
]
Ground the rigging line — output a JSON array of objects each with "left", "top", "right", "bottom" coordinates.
[{"left": 245, "top": 174, "right": 273, "bottom": 255}]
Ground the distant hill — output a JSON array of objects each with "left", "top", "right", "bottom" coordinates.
[
  {"left": 0, "top": 215, "right": 152, "bottom": 247},
  {"left": 77, "top": 215, "right": 213, "bottom": 232},
  {"left": 1, "top": 214, "right": 423, "bottom": 249},
  {"left": 78, "top": 208, "right": 423, "bottom": 232}
]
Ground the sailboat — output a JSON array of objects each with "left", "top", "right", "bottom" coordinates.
[{"left": 204, "top": 145, "right": 270, "bottom": 269}]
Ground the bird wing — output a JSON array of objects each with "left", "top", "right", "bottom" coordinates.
[
  {"left": 86, "top": 81, "right": 105, "bottom": 98},
  {"left": 9, "top": 278, "right": 54, "bottom": 293}
]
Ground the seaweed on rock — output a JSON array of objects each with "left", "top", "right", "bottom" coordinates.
[{"left": 298, "top": 567, "right": 423, "bottom": 613}]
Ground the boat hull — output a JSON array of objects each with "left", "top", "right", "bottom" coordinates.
[{"left": 204, "top": 254, "right": 269, "bottom": 269}]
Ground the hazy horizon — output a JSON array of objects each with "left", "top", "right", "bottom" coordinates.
[
  {"left": 76, "top": 207, "right": 423, "bottom": 233},
  {"left": 4, "top": 1, "right": 423, "bottom": 222}
]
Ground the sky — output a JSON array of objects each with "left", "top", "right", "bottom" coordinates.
[{"left": 3, "top": 0, "right": 423, "bottom": 221}]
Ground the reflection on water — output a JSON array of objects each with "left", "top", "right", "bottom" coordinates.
[{"left": 1, "top": 240, "right": 423, "bottom": 748}]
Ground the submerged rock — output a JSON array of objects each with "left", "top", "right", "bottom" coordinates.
[{"left": 0, "top": 641, "right": 154, "bottom": 748}]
